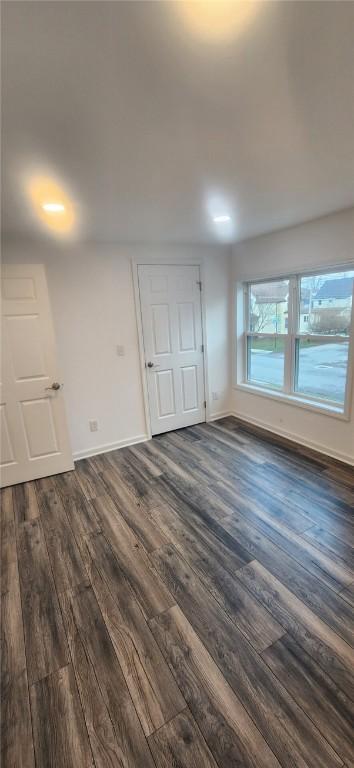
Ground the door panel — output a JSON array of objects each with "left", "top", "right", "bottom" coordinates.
[
  {"left": 156, "top": 369, "right": 176, "bottom": 417},
  {"left": 1, "top": 264, "right": 74, "bottom": 486},
  {"left": 152, "top": 304, "right": 171, "bottom": 354},
  {"left": 181, "top": 365, "right": 198, "bottom": 412},
  {"left": 178, "top": 302, "right": 196, "bottom": 351},
  {"left": 138, "top": 264, "right": 205, "bottom": 435}
]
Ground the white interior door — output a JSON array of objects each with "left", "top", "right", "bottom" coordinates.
[
  {"left": 138, "top": 264, "right": 206, "bottom": 435},
  {"left": 1, "top": 264, "right": 74, "bottom": 487}
]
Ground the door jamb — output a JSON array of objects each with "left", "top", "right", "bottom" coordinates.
[{"left": 131, "top": 257, "right": 210, "bottom": 440}]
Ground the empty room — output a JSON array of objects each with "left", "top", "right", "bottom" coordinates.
[{"left": 1, "top": 2, "right": 354, "bottom": 767}]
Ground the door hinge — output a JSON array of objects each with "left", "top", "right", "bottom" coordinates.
[
  {"left": 201, "top": 343, "right": 204, "bottom": 353},
  {"left": 203, "top": 400, "right": 207, "bottom": 409},
  {"left": 197, "top": 280, "right": 202, "bottom": 291}
]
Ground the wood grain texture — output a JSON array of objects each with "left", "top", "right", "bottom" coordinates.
[
  {"left": 262, "top": 634, "right": 354, "bottom": 766},
  {"left": 39, "top": 488, "right": 89, "bottom": 594},
  {"left": 148, "top": 710, "right": 218, "bottom": 768},
  {"left": 1, "top": 488, "right": 35, "bottom": 768},
  {"left": 12, "top": 482, "right": 39, "bottom": 525},
  {"left": 237, "top": 559, "right": 354, "bottom": 698},
  {"left": 302, "top": 525, "right": 354, "bottom": 570},
  {"left": 2, "top": 417, "right": 353, "bottom": 768},
  {"left": 59, "top": 585, "right": 156, "bottom": 768},
  {"left": 17, "top": 519, "right": 69, "bottom": 683},
  {"left": 340, "top": 582, "right": 354, "bottom": 608},
  {"left": 83, "top": 532, "right": 186, "bottom": 735},
  {"left": 152, "top": 544, "right": 343, "bottom": 768},
  {"left": 91, "top": 492, "right": 174, "bottom": 618},
  {"left": 30, "top": 664, "right": 94, "bottom": 768},
  {"left": 149, "top": 605, "right": 281, "bottom": 768}
]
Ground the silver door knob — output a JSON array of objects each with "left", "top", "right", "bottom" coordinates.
[{"left": 45, "top": 382, "right": 61, "bottom": 390}]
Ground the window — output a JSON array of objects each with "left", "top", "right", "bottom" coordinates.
[{"left": 242, "top": 269, "right": 354, "bottom": 413}]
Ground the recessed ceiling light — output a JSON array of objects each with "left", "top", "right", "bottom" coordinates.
[
  {"left": 42, "top": 202, "right": 65, "bottom": 213},
  {"left": 213, "top": 214, "right": 231, "bottom": 223}
]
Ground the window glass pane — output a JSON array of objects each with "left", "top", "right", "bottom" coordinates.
[
  {"left": 295, "top": 338, "right": 349, "bottom": 404},
  {"left": 249, "top": 279, "right": 289, "bottom": 333},
  {"left": 299, "top": 270, "right": 354, "bottom": 336},
  {"left": 247, "top": 336, "right": 284, "bottom": 390}
]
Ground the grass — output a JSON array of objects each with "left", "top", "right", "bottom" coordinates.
[{"left": 250, "top": 338, "right": 322, "bottom": 353}]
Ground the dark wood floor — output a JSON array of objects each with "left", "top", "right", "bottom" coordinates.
[{"left": 1, "top": 417, "right": 354, "bottom": 768}]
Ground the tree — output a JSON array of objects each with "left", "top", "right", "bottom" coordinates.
[
  {"left": 251, "top": 302, "right": 275, "bottom": 332},
  {"left": 311, "top": 308, "right": 351, "bottom": 335}
]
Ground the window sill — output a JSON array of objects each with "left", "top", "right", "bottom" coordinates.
[{"left": 234, "top": 382, "right": 349, "bottom": 421}]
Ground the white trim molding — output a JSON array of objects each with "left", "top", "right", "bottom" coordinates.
[
  {"left": 131, "top": 256, "right": 210, "bottom": 435},
  {"left": 207, "top": 410, "right": 231, "bottom": 422},
  {"left": 73, "top": 433, "right": 149, "bottom": 461},
  {"left": 229, "top": 410, "right": 354, "bottom": 466}
]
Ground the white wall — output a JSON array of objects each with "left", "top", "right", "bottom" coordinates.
[
  {"left": 231, "top": 208, "right": 354, "bottom": 464},
  {"left": 2, "top": 240, "right": 231, "bottom": 458}
]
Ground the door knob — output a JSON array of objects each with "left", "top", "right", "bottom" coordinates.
[
  {"left": 146, "top": 362, "right": 160, "bottom": 368},
  {"left": 45, "top": 382, "right": 62, "bottom": 390}
]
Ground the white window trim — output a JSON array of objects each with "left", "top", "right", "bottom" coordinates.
[{"left": 234, "top": 265, "right": 354, "bottom": 422}]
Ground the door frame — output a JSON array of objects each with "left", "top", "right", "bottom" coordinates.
[{"left": 131, "top": 256, "right": 210, "bottom": 440}]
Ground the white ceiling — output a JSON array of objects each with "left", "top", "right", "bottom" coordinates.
[{"left": 2, "top": 1, "right": 354, "bottom": 244}]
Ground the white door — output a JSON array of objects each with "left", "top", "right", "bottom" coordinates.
[
  {"left": 1, "top": 264, "right": 74, "bottom": 487},
  {"left": 138, "top": 264, "right": 206, "bottom": 435}
]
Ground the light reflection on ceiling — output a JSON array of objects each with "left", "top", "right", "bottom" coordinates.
[
  {"left": 174, "top": 1, "right": 261, "bottom": 44},
  {"left": 25, "top": 174, "right": 77, "bottom": 237}
]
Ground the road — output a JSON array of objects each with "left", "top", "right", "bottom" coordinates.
[{"left": 250, "top": 342, "right": 348, "bottom": 403}]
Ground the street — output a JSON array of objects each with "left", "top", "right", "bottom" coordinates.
[{"left": 250, "top": 342, "right": 349, "bottom": 403}]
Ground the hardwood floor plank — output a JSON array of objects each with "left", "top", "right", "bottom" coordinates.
[
  {"left": 1, "top": 488, "right": 35, "bottom": 768},
  {"left": 152, "top": 481, "right": 251, "bottom": 570},
  {"left": 220, "top": 511, "right": 354, "bottom": 647},
  {"left": 237, "top": 559, "right": 354, "bottom": 699},
  {"left": 150, "top": 502, "right": 284, "bottom": 652},
  {"left": 13, "top": 482, "right": 39, "bottom": 525},
  {"left": 192, "top": 421, "right": 266, "bottom": 464},
  {"left": 229, "top": 502, "right": 353, "bottom": 592},
  {"left": 1, "top": 487, "right": 16, "bottom": 596},
  {"left": 100, "top": 467, "right": 167, "bottom": 552},
  {"left": 262, "top": 634, "right": 354, "bottom": 767},
  {"left": 83, "top": 532, "right": 186, "bottom": 736},
  {"left": 5, "top": 418, "right": 354, "bottom": 768},
  {"left": 59, "top": 588, "right": 132, "bottom": 767},
  {"left": 126, "top": 444, "right": 163, "bottom": 479},
  {"left": 149, "top": 605, "right": 281, "bottom": 768},
  {"left": 91, "top": 493, "right": 174, "bottom": 619},
  {"left": 340, "top": 583, "right": 354, "bottom": 608},
  {"left": 53, "top": 471, "right": 85, "bottom": 505},
  {"left": 100, "top": 450, "right": 153, "bottom": 500},
  {"left": 148, "top": 710, "right": 219, "bottom": 768},
  {"left": 74, "top": 458, "right": 106, "bottom": 500},
  {"left": 211, "top": 476, "right": 313, "bottom": 534},
  {"left": 30, "top": 664, "right": 94, "bottom": 768},
  {"left": 53, "top": 473, "right": 101, "bottom": 539},
  {"left": 155, "top": 469, "right": 236, "bottom": 524},
  {"left": 149, "top": 433, "right": 214, "bottom": 485},
  {"left": 59, "top": 585, "right": 156, "bottom": 768},
  {"left": 151, "top": 543, "right": 342, "bottom": 768},
  {"left": 302, "top": 525, "right": 354, "bottom": 570},
  {"left": 39, "top": 489, "right": 90, "bottom": 594},
  {"left": 17, "top": 519, "right": 69, "bottom": 683}
]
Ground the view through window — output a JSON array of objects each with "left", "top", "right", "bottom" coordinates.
[{"left": 245, "top": 269, "right": 354, "bottom": 409}]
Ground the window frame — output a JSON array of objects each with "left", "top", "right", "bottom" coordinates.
[{"left": 236, "top": 265, "right": 354, "bottom": 420}]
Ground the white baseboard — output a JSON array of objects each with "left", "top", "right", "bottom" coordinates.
[
  {"left": 72, "top": 416, "right": 353, "bottom": 467},
  {"left": 73, "top": 433, "right": 149, "bottom": 462},
  {"left": 207, "top": 410, "right": 231, "bottom": 422},
  {"left": 229, "top": 410, "right": 354, "bottom": 466}
]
